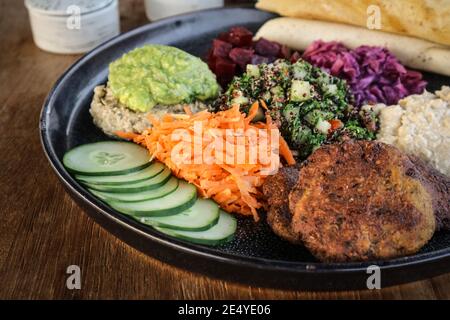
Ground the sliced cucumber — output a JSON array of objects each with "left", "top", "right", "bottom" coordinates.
[
  {"left": 140, "top": 199, "right": 220, "bottom": 231},
  {"left": 75, "top": 162, "right": 165, "bottom": 185},
  {"left": 155, "top": 211, "right": 237, "bottom": 245},
  {"left": 109, "top": 181, "right": 197, "bottom": 217},
  {"left": 64, "top": 141, "right": 151, "bottom": 176},
  {"left": 89, "top": 177, "right": 179, "bottom": 202},
  {"left": 83, "top": 167, "right": 171, "bottom": 193}
]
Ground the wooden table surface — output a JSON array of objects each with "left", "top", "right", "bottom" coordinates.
[{"left": 1, "top": 0, "right": 449, "bottom": 300}]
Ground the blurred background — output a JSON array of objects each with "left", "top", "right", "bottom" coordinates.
[{"left": 22, "top": 0, "right": 257, "bottom": 54}]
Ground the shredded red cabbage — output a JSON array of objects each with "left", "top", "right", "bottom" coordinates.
[{"left": 302, "top": 41, "right": 427, "bottom": 107}]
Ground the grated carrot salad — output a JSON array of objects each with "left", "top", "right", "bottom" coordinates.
[{"left": 117, "top": 102, "right": 295, "bottom": 220}]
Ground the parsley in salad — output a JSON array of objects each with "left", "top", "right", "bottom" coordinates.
[{"left": 216, "top": 59, "right": 374, "bottom": 159}]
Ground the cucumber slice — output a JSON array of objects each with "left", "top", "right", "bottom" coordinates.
[
  {"left": 109, "top": 181, "right": 197, "bottom": 217},
  {"left": 155, "top": 211, "right": 237, "bottom": 245},
  {"left": 75, "top": 162, "right": 165, "bottom": 185},
  {"left": 83, "top": 167, "right": 171, "bottom": 193},
  {"left": 140, "top": 199, "right": 220, "bottom": 231},
  {"left": 89, "top": 177, "right": 179, "bottom": 202},
  {"left": 63, "top": 142, "right": 151, "bottom": 176}
]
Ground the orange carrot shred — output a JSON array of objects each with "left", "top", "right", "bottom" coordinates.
[
  {"left": 279, "top": 135, "right": 296, "bottom": 165},
  {"left": 116, "top": 131, "right": 139, "bottom": 140},
  {"left": 245, "top": 101, "right": 260, "bottom": 124},
  {"left": 259, "top": 99, "right": 269, "bottom": 110},
  {"left": 183, "top": 105, "right": 193, "bottom": 115},
  {"left": 122, "top": 107, "right": 296, "bottom": 220}
]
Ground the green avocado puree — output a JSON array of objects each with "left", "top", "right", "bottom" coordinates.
[{"left": 109, "top": 45, "right": 219, "bottom": 112}]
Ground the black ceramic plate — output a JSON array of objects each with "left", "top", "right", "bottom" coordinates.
[{"left": 40, "top": 8, "right": 450, "bottom": 291}]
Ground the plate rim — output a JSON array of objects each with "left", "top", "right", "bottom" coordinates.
[{"left": 39, "top": 7, "right": 450, "bottom": 289}]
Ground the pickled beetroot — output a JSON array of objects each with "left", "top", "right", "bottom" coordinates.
[
  {"left": 212, "top": 39, "right": 232, "bottom": 58},
  {"left": 206, "top": 27, "right": 290, "bottom": 87},
  {"left": 214, "top": 57, "right": 236, "bottom": 86},
  {"left": 229, "top": 48, "right": 254, "bottom": 69},
  {"left": 255, "top": 38, "right": 280, "bottom": 57},
  {"left": 227, "top": 27, "right": 253, "bottom": 47},
  {"left": 290, "top": 51, "right": 302, "bottom": 64},
  {"left": 251, "top": 55, "right": 272, "bottom": 65},
  {"left": 280, "top": 45, "right": 292, "bottom": 60}
]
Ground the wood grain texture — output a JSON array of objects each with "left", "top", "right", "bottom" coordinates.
[{"left": 0, "top": 0, "right": 449, "bottom": 300}]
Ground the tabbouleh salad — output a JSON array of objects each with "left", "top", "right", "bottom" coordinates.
[{"left": 217, "top": 59, "right": 375, "bottom": 158}]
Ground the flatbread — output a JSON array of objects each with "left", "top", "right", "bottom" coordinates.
[
  {"left": 256, "top": 0, "right": 450, "bottom": 46},
  {"left": 255, "top": 17, "right": 450, "bottom": 76}
]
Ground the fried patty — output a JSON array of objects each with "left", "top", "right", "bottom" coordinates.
[
  {"left": 263, "top": 166, "right": 302, "bottom": 244},
  {"left": 289, "top": 140, "right": 437, "bottom": 262},
  {"left": 409, "top": 155, "right": 450, "bottom": 231}
]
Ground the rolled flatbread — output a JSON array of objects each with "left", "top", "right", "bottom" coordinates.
[
  {"left": 256, "top": 0, "right": 450, "bottom": 46},
  {"left": 255, "top": 17, "right": 450, "bottom": 76}
]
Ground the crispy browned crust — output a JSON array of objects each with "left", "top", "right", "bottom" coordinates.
[
  {"left": 289, "top": 140, "right": 437, "bottom": 262},
  {"left": 263, "top": 166, "right": 302, "bottom": 244},
  {"left": 408, "top": 155, "right": 450, "bottom": 231}
]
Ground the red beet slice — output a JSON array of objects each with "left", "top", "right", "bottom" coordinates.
[
  {"left": 255, "top": 38, "right": 280, "bottom": 57},
  {"left": 212, "top": 39, "right": 232, "bottom": 58},
  {"left": 251, "top": 54, "right": 270, "bottom": 65},
  {"left": 280, "top": 45, "right": 291, "bottom": 59},
  {"left": 217, "top": 32, "right": 229, "bottom": 42},
  {"left": 207, "top": 54, "right": 217, "bottom": 72},
  {"left": 290, "top": 51, "right": 302, "bottom": 63},
  {"left": 206, "top": 26, "right": 306, "bottom": 87},
  {"left": 227, "top": 27, "right": 253, "bottom": 47},
  {"left": 215, "top": 57, "right": 236, "bottom": 87},
  {"left": 229, "top": 47, "right": 254, "bottom": 70}
]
